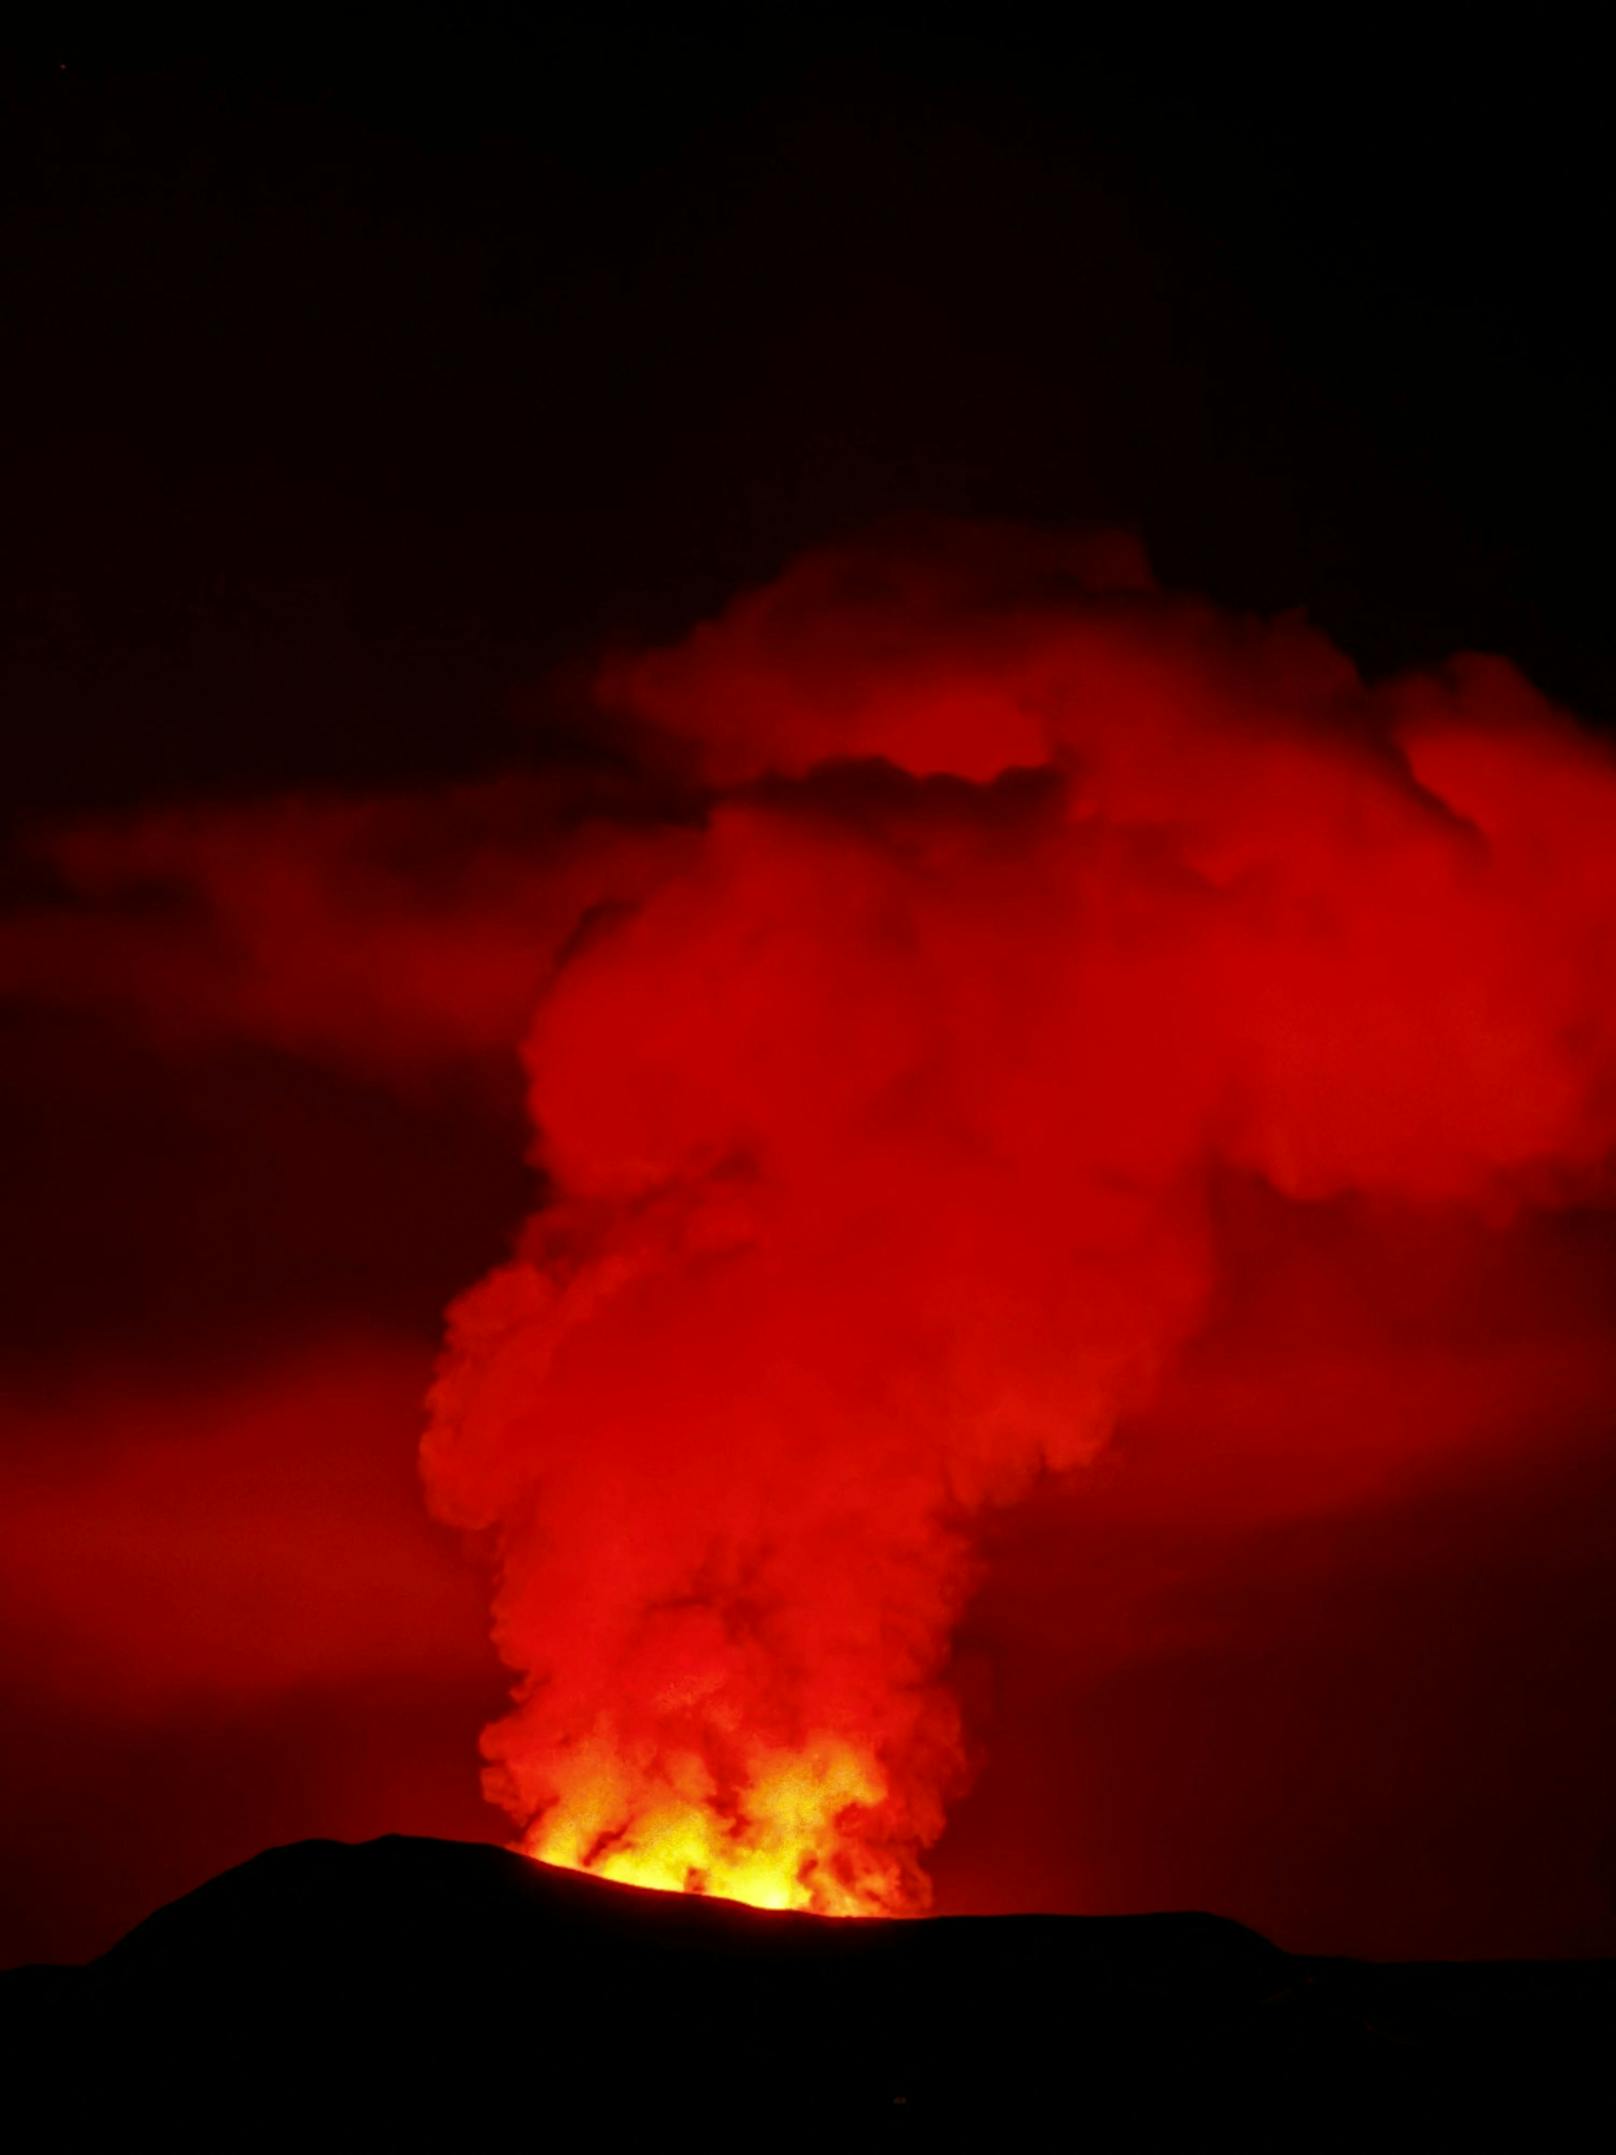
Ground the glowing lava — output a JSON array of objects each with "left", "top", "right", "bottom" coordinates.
[{"left": 519, "top": 1731, "right": 910, "bottom": 1914}]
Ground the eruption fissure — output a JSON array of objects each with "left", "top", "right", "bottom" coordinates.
[{"left": 424, "top": 523, "right": 1616, "bottom": 1915}]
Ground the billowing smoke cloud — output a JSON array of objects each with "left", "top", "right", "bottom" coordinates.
[{"left": 424, "top": 523, "right": 1616, "bottom": 1916}]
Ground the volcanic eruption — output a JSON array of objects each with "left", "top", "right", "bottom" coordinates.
[{"left": 422, "top": 521, "right": 1616, "bottom": 1917}]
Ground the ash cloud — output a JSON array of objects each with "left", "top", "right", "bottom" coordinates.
[{"left": 424, "top": 523, "right": 1616, "bottom": 1917}]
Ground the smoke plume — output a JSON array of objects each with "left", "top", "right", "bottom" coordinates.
[{"left": 423, "top": 522, "right": 1616, "bottom": 1915}]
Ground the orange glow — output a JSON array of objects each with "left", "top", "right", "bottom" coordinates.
[{"left": 520, "top": 1732, "right": 909, "bottom": 1913}]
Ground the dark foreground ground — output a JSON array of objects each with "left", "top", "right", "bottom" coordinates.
[{"left": 2, "top": 1836, "right": 1612, "bottom": 2148}]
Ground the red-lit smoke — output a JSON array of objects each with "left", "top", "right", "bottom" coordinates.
[{"left": 422, "top": 523, "right": 1616, "bottom": 1916}]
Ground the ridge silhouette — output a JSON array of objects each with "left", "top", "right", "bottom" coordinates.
[{"left": 3, "top": 1834, "right": 1611, "bottom": 2146}]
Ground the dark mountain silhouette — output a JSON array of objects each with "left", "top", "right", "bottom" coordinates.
[{"left": 3, "top": 1835, "right": 1611, "bottom": 2146}]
